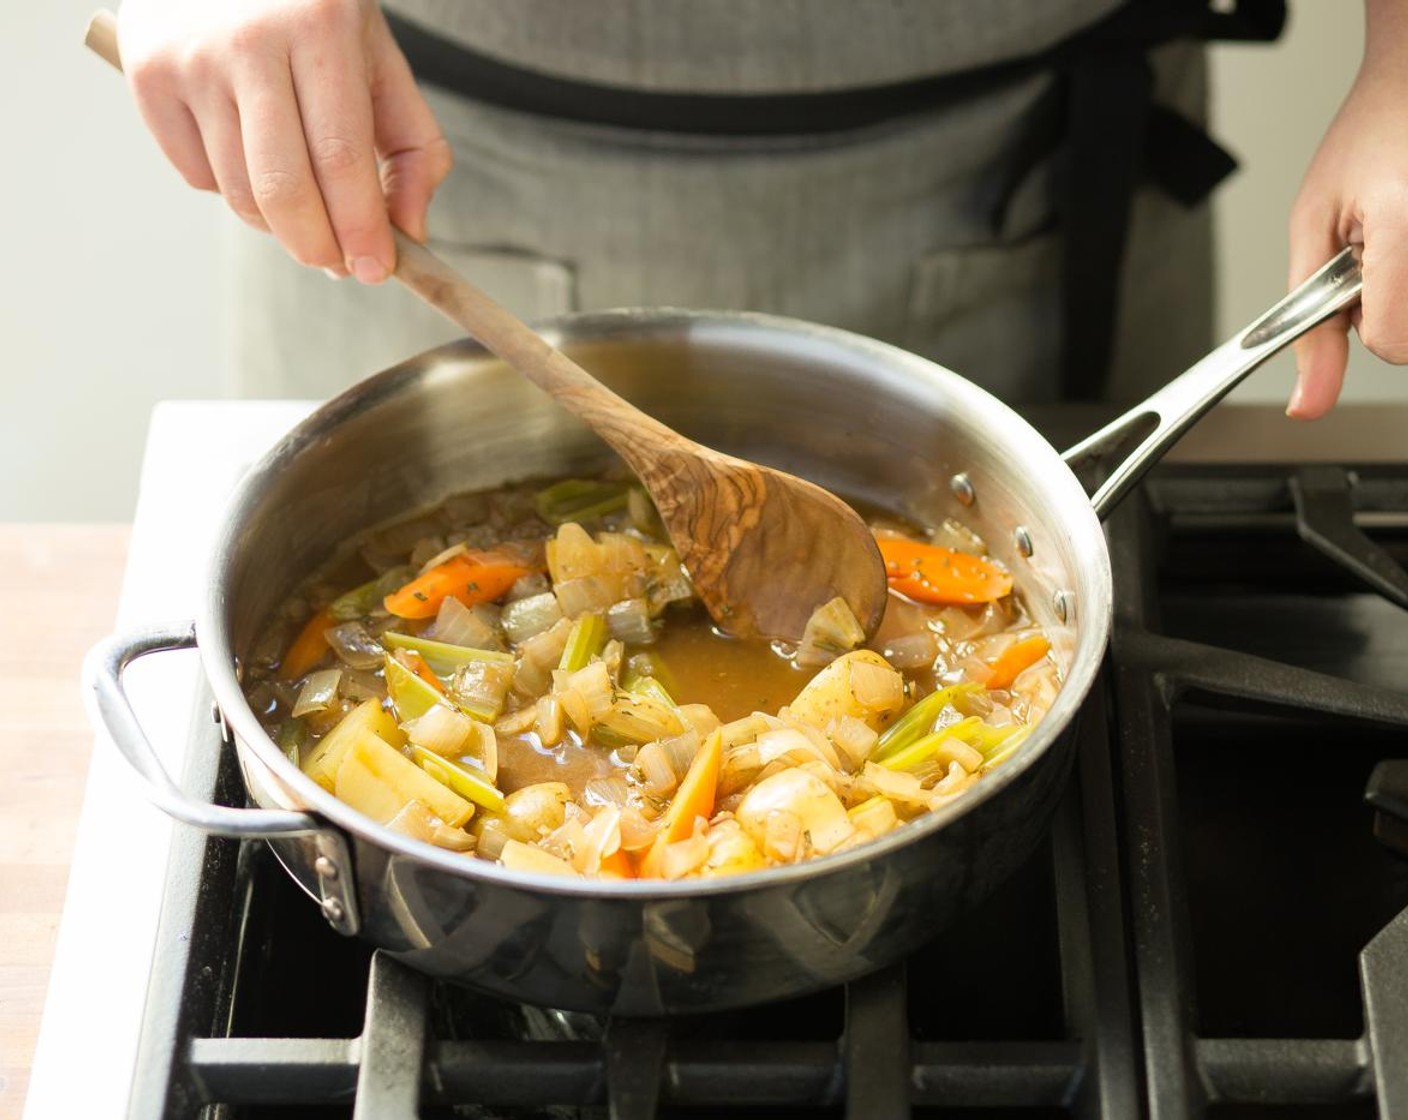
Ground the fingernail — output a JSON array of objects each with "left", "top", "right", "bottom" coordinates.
[
  {"left": 351, "top": 256, "right": 389, "bottom": 285},
  {"left": 1287, "top": 375, "right": 1305, "bottom": 418},
  {"left": 323, "top": 267, "right": 347, "bottom": 281}
]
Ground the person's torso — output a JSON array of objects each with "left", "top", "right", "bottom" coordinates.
[{"left": 381, "top": 0, "right": 1123, "bottom": 93}]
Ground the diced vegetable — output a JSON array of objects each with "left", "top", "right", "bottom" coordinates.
[
  {"left": 323, "top": 622, "right": 386, "bottom": 670},
  {"left": 448, "top": 659, "right": 515, "bottom": 723},
  {"left": 796, "top": 596, "right": 866, "bottom": 668},
  {"left": 500, "top": 838, "right": 579, "bottom": 876},
  {"left": 384, "top": 654, "right": 446, "bottom": 722},
  {"left": 871, "top": 683, "right": 979, "bottom": 762},
  {"left": 433, "top": 596, "right": 504, "bottom": 651},
  {"left": 559, "top": 613, "right": 607, "bottom": 672},
  {"left": 736, "top": 768, "right": 853, "bottom": 857},
  {"left": 384, "top": 551, "right": 533, "bottom": 620},
  {"left": 502, "top": 783, "right": 572, "bottom": 842},
  {"left": 300, "top": 698, "right": 405, "bottom": 792},
  {"left": 291, "top": 669, "right": 342, "bottom": 718},
  {"left": 605, "top": 598, "right": 655, "bottom": 645},
  {"left": 877, "top": 538, "right": 1013, "bottom": 605},
  {"left": 276, "top": 719, "right": 308, "bottom": 766},
  {"left": 411, "top": 745, "right": 506, "bottom": 813},
  {"left": 328, "top": 566, "right": 412, "bottom": 621},
  {"left": 279, "top": 606, "right": 336, "bottom": 681},
  {"left": 787, "top": 650, "right": 907, "bottom": 732},
  {"left": 334, "top": 732, "right": 474, "bottom": 827},
  {"left": 502, "top": 592, "right": 565, "bottom": 645},
  {"left": 656, "top": 729, "right": 722, "bottom": 845},
  {"left": 534, "top": 478, "right": 631, "bottom": 525},
  {"left": 383, "top": 630, "right": 514, "bottom": 676},
  {"left": 984, "top": 635, "right": 1052, "bottom": 690},
  {"left": 402, "top": 704, "right": 476, "bottom": 758}
]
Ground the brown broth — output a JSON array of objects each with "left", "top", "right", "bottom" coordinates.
[{"left": 649, "top": 605, "right": 812, "bottom": 723}]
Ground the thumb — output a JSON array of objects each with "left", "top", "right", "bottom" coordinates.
[
  {"left": 1286, "top": 204, "right": 1350, "bottom": 420},
  {"left": 368, "top": 13, "right": 453, "bottom": 245}
]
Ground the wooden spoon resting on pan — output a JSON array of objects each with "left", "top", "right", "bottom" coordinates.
[{"left": 84, "top": 11, "right": 887, "bottom": 644}]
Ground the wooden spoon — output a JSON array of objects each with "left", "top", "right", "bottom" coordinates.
[{"left": 85, "top": 11, "right": 888, "bottom": 643}]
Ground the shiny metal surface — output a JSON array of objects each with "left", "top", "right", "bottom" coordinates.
[
  {"left": 130, "top": 310, "right": 1115, "bottom": 1011},
  {"left": 1065, "top": 248, "right": 1363, "bottom": 517}
]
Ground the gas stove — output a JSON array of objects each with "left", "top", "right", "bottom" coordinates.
[{"left": 24, "top": 401, "right": 1408, "bottom": 1119}]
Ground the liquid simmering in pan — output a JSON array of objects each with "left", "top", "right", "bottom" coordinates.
[{"left": 241, "top": 473, "right": 1060, "bottom": 880}]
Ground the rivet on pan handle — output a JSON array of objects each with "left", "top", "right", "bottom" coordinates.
[{"left": 1063, "top": 247, "right": 1363, "bottom": 520}]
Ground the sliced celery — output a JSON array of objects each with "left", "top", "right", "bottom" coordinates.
[
  {"left": 871, "top": 683, "right": 980, "bottom": 762},
  {"left": 411, "top": 745, "right": 506, "bottom": 813},
  {"left": 879, "top": 716, "right": 984, "bottom": 772},
  {"left": 559, "top": 614, "right": 607, "bottom": 672},
  {"left": 624, "top": 674, "right": 677, "bottom": 709},
  {"left": 534, "top": 479, "right": 631, "bottom": 525},
  {"left": 980, "top": 725, "right": 1032, "bottom": 769},
  {"left": 384, "top": 655, "right": 446, "bottom": 722},
  {"left": 329, "top": 566, "right": 412, "bottom": 621},
  {"left": 383, "top": 631, "right": 513, "bottom": 677}
]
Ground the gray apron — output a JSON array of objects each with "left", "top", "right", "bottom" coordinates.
[{"left": 230, "top": 3, "right": 1215, "bottom": 404}]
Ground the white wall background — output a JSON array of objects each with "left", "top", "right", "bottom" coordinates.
[{"left": 1, "top": 2, "right": 1400, "bottom": 522}]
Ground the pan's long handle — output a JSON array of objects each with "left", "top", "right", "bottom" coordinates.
[{"left": 1062, "top": 248, "right": 1363, "bottom": 519}]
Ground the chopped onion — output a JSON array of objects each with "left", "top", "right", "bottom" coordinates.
[
  {"left": 756, "top": 728, "right": 829, "bottom": 768},
  {"left": 555, "top": 576, "right": 616, "bottom": 618},
  {"left": 881, "top": 631, "right": 938, "bottom": 671},
  {"left": 536, "top": 695, "right": 565, "bottom": 747},
  {"left": 402, "top": 704, "right": 475, "bottom": 757},
  {"left": 644, "top": 545, "right": 693, "bottom": 614},
  {"left": 449, "top": 659, "right": 514, "bottom": 722},
  {"left": 384, "top": 799, "right": 437, "bottom": 843},
  {"left": 433, "top": 596, "right": 504, "bottom": 651},
  {"left": 718, "top": 743, "right": 762, "bottom": 798},
  {"left": 337, "top": 668, "right": 384, "bottom": 703},
  {"left": 935, "top": 737, "right": 985, "bottom": 773},
  {"left": 859, "top": 761, "right": 928, "bottom": 803},
  {"left": 578, "top": 805, "right": 623, "bottom": 873},
  {"left": 660, "top": 728, "right": 701, "bottom": 776},
  {"left": 736, "top": 768, "right": 853, "bottom": 855},
  {"left": 932, "top": 759, "right": 975, "bottom": 797},
  {"left": 503, "top": 592, "right": 564, "bottom": 645},
  {"left": 828, "top": 715, "right": 878, "bottom": 769},
  {"left": 292, "top": 669, "right": 342, "bottom": 718},
  {"left": 324, "top": 622, "right": 385, "bottom": 670},
  {"left": 517, "top": 619, "right": 572, "bottom": 675},
  {"left": 584, "top": 774, "right": 630, "bottom": 808},
  {"left": 796, "top": 597, "right": 865, "bottom": 668},
  {"left": 760, "top": 810, "right": 804, "bottom": 863},
  {"left": 678, "top": 703, "right": 722, "bottom": 738},
  {"left": 635, "top": 742, "right": 679, "bottom": 795},
  {"left": 850, "top": 659, "right": 906, "bottom": 712},
  {"left": 618, "top": 806, "right": 658, "bottom": 851},
  {"left": 503, "top": 783, "right": 571, "bottom": 841},
  {"left": 606, "top": 598, "right": 655, "bottom": 645},
  {"left": 562, "top": 661, "right": 615, "bottom": 717}
]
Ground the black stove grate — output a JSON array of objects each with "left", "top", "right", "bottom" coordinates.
[{"left": 128, "top": 463, "right": 1408, "bottom": 1119}]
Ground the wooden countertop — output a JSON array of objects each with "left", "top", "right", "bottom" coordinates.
[{"left": 0, "top": 525, "right": 130, "bottom": 1120}]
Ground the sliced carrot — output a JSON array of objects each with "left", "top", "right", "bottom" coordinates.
[
  {"left": 597, "top": 848, "right": 637, "bottom": 879},
  {"left": 383, "top": 551, "right": 533, "bottom": 620},
  {"left": 639, "top": 730, "right": 723, "bottom": 878},
  {"left": 985, "top": 635, "right": 1051, "bottom": 690},
  {"left": 279, "top": 606, "right": 336, "bottom": 681},
  {"left": 877, "top": 538, "right": 1013, "bottom": 605},
  {"left": 399, "top": 649, "right": 446, "bottom": 694}
]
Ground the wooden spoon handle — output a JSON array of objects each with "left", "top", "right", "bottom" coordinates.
[{"left": 390, "top": 232, "right": 681, "bottom": 454}]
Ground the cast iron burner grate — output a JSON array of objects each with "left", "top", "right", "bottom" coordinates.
[{"left": 128, "top": 464, "right": 1408, "bottom": 1119}]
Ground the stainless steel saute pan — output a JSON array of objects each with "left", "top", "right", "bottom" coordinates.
[{"left": 86, "top": 250, "right": 1361, "bottom": 1014}]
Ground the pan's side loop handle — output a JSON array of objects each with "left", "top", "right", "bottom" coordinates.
[
  {"left": 83, "top": 621, "right": 321, "bottom": 838},
  {"left": 1063, "top": 247, "right": 1363, "bottom": 520}
]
